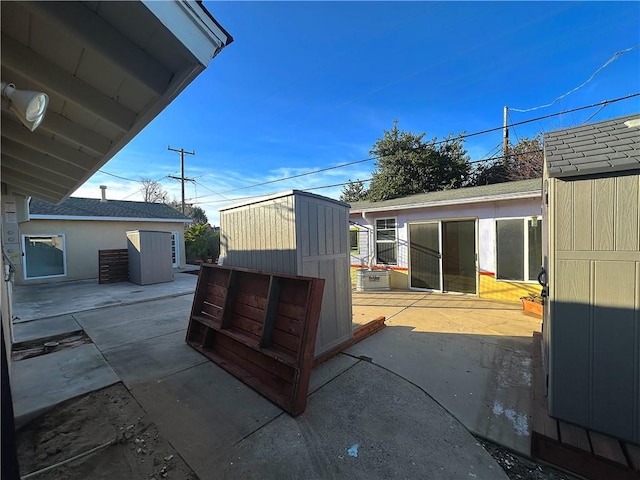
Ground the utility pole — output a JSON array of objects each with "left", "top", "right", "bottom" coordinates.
[
  {"left": 503, "top": 106, "right": 509, "bottom": 163},
  {"left": 167, "top": 146, "right": 195, "bottom": 214}
]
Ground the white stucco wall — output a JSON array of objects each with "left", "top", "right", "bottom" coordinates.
[
  {"left": 350, "top": 196, "right": 541, "bottom": 275},
  {"left": 17, "top": 219, "right": 188, "bottom": 284}
]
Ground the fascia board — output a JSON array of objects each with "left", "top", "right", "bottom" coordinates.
[
  {"left": 28, "top": 215, "right": 193, "bottom": 223},
  {"left": 350, "top": 191, "right": 541, "bottom": 214},
  {"left": 141, "top": 0, "right": 231, "bottom": 67}
]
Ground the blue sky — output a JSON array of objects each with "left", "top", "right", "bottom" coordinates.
[{"left": 74, "top": 1, "right": 640, "bottom": 225}]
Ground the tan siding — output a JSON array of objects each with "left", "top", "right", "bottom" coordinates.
[
  {"left": 573, "top": 180, "right": 592, "bottom": 251},
  {"left": 592, "top": 261, "right": 637, "bottom": 438},
  {"left": 593, "top": 177, "right": 615, "bottom": 250},
  {"left": 551, "top": 259, "right": 591, "bottom": 424},
  {"left": 555, "top": 180, "right": 572, "bottom": 250},
  {"left": 615, "top": 175, "right": 640, "bottom": 251}
]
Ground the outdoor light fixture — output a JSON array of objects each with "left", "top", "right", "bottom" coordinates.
[
  {"left": 531, "top": 214, "right": 538, "bottom": 227},
  {"left": 1, "top": 81, "right": 49, "bottom": 131}
]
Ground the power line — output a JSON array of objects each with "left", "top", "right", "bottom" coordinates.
[
  {"left": 186, "top": 93, "right": 638, "bottom": 203},
  {"left": 511, "top": 45, "right": 640, "bottom": 113}
]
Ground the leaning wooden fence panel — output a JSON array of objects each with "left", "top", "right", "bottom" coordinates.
[{"left": 186, "top": 264, "right": 325, "bottom": 416}]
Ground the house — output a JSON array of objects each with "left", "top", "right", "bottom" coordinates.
[
  {"left": 16, "top": 193, "right": 192, "bottom": 285},
  {"left": 349, "top": 178, "right": 543, "bottom": 302},
  {"left": 541, "top": 113, "right": 640, "bottom": 443}
]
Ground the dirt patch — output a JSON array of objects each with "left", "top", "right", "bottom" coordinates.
[
  {"left": 12, "top": 333, "right": 91, "bottom": 362},
  {"left": 478, "top": 437, "right": 582, "bottom": 480},
  {"left": 17, "top": 383, "right": 195, "bottom": 480}
]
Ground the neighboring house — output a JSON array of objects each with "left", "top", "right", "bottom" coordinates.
[
  {"left": 541, "top": 113, "right": 640, "bottom": 443},
  {"left": 16, "top": 196, "right": 192, "bottom": 285},
  {"left": 349, "top": 179, "right": 543, "bottom": 302}
]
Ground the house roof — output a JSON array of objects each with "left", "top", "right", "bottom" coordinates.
[
  {"left": 29, "top": 197, "right": 192, "bottom": 223},
  {"left": 349, "top": 178, "right": 541, "bottom": 214},
  {"left": 544, "top": 113, "right": 640, "bottom": 178},
  {"left": 1, "top": 1, "right": 232, "bottom": 204}
]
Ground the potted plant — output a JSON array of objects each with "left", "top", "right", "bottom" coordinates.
[{"left": 520, "top": 293, "right": 543, "bottom": 317}]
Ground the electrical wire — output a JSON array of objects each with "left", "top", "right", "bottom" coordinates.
[
  {"left": 185, "top": 93, "right": 637, "bottom": 203},
  {"left": 511, "top": 45, "right": 640, "bottom": 113}
]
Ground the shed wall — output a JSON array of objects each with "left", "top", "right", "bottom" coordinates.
[
  {"left": 220, "top": 195, "right": 297, "bottom": 273},
  {"left": 17, "top": 220, "right": 186, "bottom": 284},
  {"left": 296, "top": 196, "right": 352, "bottom": 354},
  {"left": 549, "top": 172, "right": 640, "bottom": 443},
  {"left": 220, "top": 193, "right": 353, "bottom": 356}
]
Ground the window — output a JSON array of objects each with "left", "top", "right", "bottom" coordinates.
[
  {"left": 496, "top": 218, "right": 541, "bottom": 282},
  {"left": 23, "top": 234, "right": 66, "bottom": 279},
  {"left": 349, "top": 227, "right": 359, "bottom": 254},
  {"left": 375, "top": 218, "right": 397, "bottom": 265}
]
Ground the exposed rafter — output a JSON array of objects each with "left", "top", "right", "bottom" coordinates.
[
  {"left": 1, "top": 165, "right": 70, "bottom": 201},
  {"left": 38, "top": 112, "right": 113, "bottom": 157},
  {"left": 1, "top": 139, "right": 85, "bottom": 181},
  {"left": 1, "top": 33, "right": 137, "bottom": 132},
  {"left": 23, "top": 1, "right": 172, "bottom": 97},
  {"left": 2, "top": 118, "right": 96, "bottom": 171}
]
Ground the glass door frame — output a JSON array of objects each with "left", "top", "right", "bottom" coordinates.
[
  {"left": 408, "top": 217, "right": 479, "bottom": 295},
  {"left": 408, "top": 221, "right": 443, "bottom": 292}
]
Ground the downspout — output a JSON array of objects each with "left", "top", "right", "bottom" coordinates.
[{"left": 361, "top": 211, "right": 374, "bottom": 270}]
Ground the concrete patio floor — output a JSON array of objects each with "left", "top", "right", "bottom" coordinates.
[{"left": 9, "top": 275, "right": 540, "bottom": 477}]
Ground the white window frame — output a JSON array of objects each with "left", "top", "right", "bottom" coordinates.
[
  {"left": 495, "top": 216, "right": 542, "bottom": 283},
  {"left": 375, "top": 217, "right": 398, "bottom": 266},
  {"left": 21, "top": 233, "right": 67, "bottom": 280},
  {"left": 349, "top": 227, "right": 360, "bottom": 255},
  {"left": 171, "top": 231, "right": 180, "bottom": 268}
]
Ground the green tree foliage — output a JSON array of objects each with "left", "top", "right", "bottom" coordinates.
[
  {"left": 470, "top": 136, "right": 543, "bottom": 186},
  {"left": 168, "top": 200, "right": 208, "bottom": 224},
  {"left": 339, "top": 179, "right": 368, "bottom": 202},
  {"left": 184, "top": 223, "right": 219, "bottom": 263},
  {"left": 367, "top": 121, "right": 471, "bottom": 201}
]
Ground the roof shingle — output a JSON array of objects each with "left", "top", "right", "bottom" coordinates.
[
  {"left": 544, "top": 113, "right": 640, "bottom": 178},
  {"left": 29, "top": 197, "right": 192, "bottom": 221}
]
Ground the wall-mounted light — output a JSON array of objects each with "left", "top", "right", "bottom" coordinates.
[
  {"left": 1, "top": 81, "right": 49, "bottom": 131},
  {"left": 531, "top": 214, "right": 538, "bottom": 227}
]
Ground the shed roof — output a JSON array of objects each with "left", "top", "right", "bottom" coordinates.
[
  {"left": 349, "top": 178, "right": 541, "bottom": 214},
  {"left": 29, "top": 197, "right": 192, "bottom": 222},
  {"left": 544, "top": 113, "right": 640, "bottom": 178}
]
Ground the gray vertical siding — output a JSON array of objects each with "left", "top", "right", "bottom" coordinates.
[
  {"left": 297, "top": 196, "right": 352, "bottom": 354},
  {"left": 549, "top": 173, "right": 640, "bottom": 443},
  {"left": 220, "top": 195, "right": 297, "bottom": 274},
  {"left": 220, "top": 192, "right": 352, "bottom": 356}
]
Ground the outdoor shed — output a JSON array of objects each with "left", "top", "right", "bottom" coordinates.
[
  {"left": 542, "top": 113, "right": 640, "bottom": 444},
  {"left": 127, "top": 230, "right": 173, "bottom": 285},
  {"left": 219, "top": 191, "right": 352, "bottom": 356}
]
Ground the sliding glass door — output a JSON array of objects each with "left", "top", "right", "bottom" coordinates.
[{"left": 409, "top": 220, "right": 477, "bottom": 294}]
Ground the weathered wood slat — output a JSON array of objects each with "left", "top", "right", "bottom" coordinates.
[
  {"left": 590, "top": 431, "right": 628, "bottom": 465},
  {"left": 186, "top": 264, "right": 324, "bottom": 416},
  {"left": 624, "top": 443, "right": 640, "bottom": 471},
  {"left": 559, "top": 421, "right": 591, "bottom": 452},
  {"left": 98, "top": 248, "right": 128, "bottom": 284}
]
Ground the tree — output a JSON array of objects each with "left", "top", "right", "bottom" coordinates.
[
  {"left": 340, "top": 179, "right": 368, "bottom": 202},
  {"left": 168, "top": 200, "right": 208, "bottom": 224},
  {"left": 469, "top": 136, "right": 543, "bottom": 186},
  {"left": 506, "top": 136, "right": 543, "bottom": 181},
  {"left": 140, "top": 179, "right": 168, "bottom": 203},
  {"left": 367, "top": 121, "right": 471, "bottom": 201},
  {"left": 184, "top": 223, "right": 219, "bottom": 263}
]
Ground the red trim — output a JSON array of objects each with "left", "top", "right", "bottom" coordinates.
[{"left": 479, "top": 271, "right": 495, "bottom": 277}]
